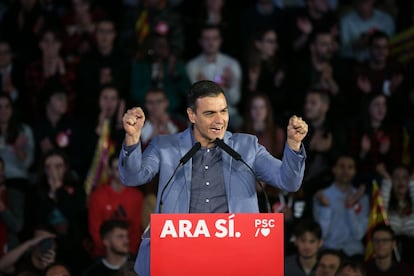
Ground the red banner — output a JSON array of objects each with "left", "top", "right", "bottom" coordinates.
[{"left": 151, "top": 213, "right": 284, "bottom": 276}]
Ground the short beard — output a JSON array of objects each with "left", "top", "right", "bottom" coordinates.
[{"left": 109, "top": 245, "right": 129, "bottom": 256}]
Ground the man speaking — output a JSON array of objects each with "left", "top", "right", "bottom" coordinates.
[{"left": 119, "top": 80, "right": 308, "bottom": 275}]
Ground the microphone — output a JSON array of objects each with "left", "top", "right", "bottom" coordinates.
[
  {"left": 214, "top": 138, "right": 272, "bottom": 213},
  {"left": 159, "top": 142, "right": 201, "bottom": 213}
]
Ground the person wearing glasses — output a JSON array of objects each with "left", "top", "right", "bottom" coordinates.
[{"left": 365, "top": 224, "right": 414, "bottom": 275}]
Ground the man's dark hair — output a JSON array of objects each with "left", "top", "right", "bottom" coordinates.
[
  {"left": 294, "top": 218, "right": 322, "bottom": 240},
  {"left": 335, "top": 260, "right": 366, "bottom": 276},
  {"left": 199, "top": 23, "right": 222, "bottom": 39},
  {"left": 306, "top": 89, "right": 331, "bottom": 105},
  {"left": 317, "top": 249, "right": 344, "bottom": 265},
  {"left": 187, "top": 80, "right": 224, "bottom": 110},
  {"left": 369, "top": 30, "right": 389, "bottom": 47},
  {"left": 99, "top": 219, "right": 129, "bottom": 240},
  {"left": 371, "top": 224, "right": 395, "bottom": 240},
  {"left": 309, "top": 28, "right": 332, "bottom": 45}
]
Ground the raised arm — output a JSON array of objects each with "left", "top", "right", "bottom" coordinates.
[{"left": 122, "top": 107, "right": 146, "bottom": 146}]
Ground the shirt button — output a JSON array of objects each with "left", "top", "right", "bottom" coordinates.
[
  {"left": 205, "top": 165, "right": 209, "bottom": 170},
  {"left": 205, "top": 199, "right": 210, "bottom": 203},
  {"left": 207, "top": 149, "right": 210, "bottom": 153},
  {"left": 206, "top": 182, "right": 210, "bottom": 186}
]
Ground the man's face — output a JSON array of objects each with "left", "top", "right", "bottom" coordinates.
[
  {"left": 337, "top": 266, "right": 364, "bottom": 276},
  {"left": 105, "top": 228, "right": 130, "bottom": 255},
  {"left": 0, "top": 43, "right": 12, "bottom": 68},
  {"left": 356, "top": 0, "right": 375, "bottom": 18},
  {"left": 96, "top": 22, "right": 116, "bottom": 50},
  {"left": 39, "top": 32, "right": 61, "bottom": 58},
  {"left": 332, "top": 156, "right": 356, "bottom": 185},
  {"left": 110, "top": 158, "right": 121, "bottom": 182},
  {"left": 304, "top": 93, "right": 327, "bottom": 122},
  {"left": 200, "top": 29, "right": 222, "bottom": 56},
  {"left": 310, "top": 0, "right": 329, "bottom": 14},
  {"left": 145, "top": 91, "right": 168, "bottom": 119},
  {"left": 372, "top": 230, "right": 395, "bottom": 259},
  {"left": 295, "top": 232, "right": 322, "bottom": 259},
  {"left": 315, "top": 254, "right": 341, "bottom": 276},
  {"left": 45, "top": 265, "right": 71, "bottom": 276},
  {"left": 370, "top": 37, "right": 389, "bottom": 64},
  {"left": 187, "top": 93, "right": 228, "bottom": 147},
  {"left": 312, "top": 34, "right": 334, "bottom": 62}
]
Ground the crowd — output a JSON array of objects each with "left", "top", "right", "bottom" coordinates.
[{"left": 0, "top": 0, "right": 413, "bottom": 275}]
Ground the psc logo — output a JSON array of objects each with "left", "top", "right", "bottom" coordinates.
[{"left": 254, "top": 219, "right": 275, "bottom": 237}]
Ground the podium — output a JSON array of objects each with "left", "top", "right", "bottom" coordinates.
[{"left": 150, "top": 213, "right": 284, "bottom": 275}]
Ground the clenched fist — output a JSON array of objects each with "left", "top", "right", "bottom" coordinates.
[
  {"left": 123, "top": 107, "right": 146, "bottom": 146},
  {"left": 287, "top": 115, "right": 308, "bottom": 151}
]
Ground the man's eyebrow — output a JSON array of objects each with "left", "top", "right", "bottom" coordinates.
[{"left": 202, "top": 107, "right": 228, "bottom": 114}]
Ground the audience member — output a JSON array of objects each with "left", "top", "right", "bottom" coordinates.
[
  {"left": 88, "top": 154, "right": 144, "bottom": 259},
  {"left": 365, "top": 224, "right": 414, "bottom": 275},
  {"left": 61, "top": 0, "right": 106, "bottom": 64},
  {"left": 131, "top": 0, "right": 184, "bottom": 59},
  {"left": 182, "top": 0, "right": 240, "bottom": 59},
  {"left": 314, "top": 249, "right": 343, "bottom": 276},
  {"left": 0, "top": 40, "right": 25, "bottom": 113},
  {"left": 0, "top": 0, "right": 46, "bottom": 65},
  {"left": 287, "top": 0, "right": 338, "bottom": 56},
  {"left": 44, "top": 262, "right": 72, "bottom": 276},
  {"left": 0, "top": 157, "right": 24, "bottom": 256},
  {"left": 240, "top": 93, "right": 285, "bottom": 158},
  {"left": 186, "top": 24, "right": 243, "bottom": 130},
  {"left": 313, "top": 154, "right": 369, "bottom": 259},
  {"left": 340, "top": 0, "right": 395, "bottom": 62},
  {"left": 301, "top": 90, "right": 346, "bottom": 198},
  {"left": 336, "top": 260, "right": 366, "bottom": 276},
  {"left": 130, "top": 34, "right": 190, "bottom": 116},
  {"left": 288, "top": 30, "right": 340, "bottom": 116},
  {"left": 24, "top": 27, "right": 77, "bottom": 121},
  {"left": 83, "top": 219, "right": 137, "bottom": 276},
  {"left": 285, "top": 219, "right": 323, "bottom": 276},
  {"left": 0, "top": 93, "right": 35, "bottom": 191},
  {"left": 76, "top": 18, "right": 130, "bottom": 118},
  {"left": 239, "top": 0, "right": 286, "bottom": 53},
  {"left": 243, "top": 25, "right": 288, "bottom": 121},
  {"left": 376, "top": 163, "right": 414, "bottom": 265},
  {"left": 32, "top": 83, "right": 81, "bottom": 175},
  {"left": 352, "top": 31, "right": 404, "bottom": 120},
  {"left": 25, "top": 150, "right": 88, "bottom": 275},
  {"left": 349, "top": 94, "right": 402, "bottom": 183},
  {"left": 141, "top": 88, "right": 187, "bottom": 149},
  {"left": 81, "top": 84, "right": 125, "bottom": 191},
  {"left": 0, "top": 227, "right": 55, "bottom": 275}
]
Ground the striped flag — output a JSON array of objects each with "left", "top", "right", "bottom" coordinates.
[
  {"left": 136, "top": 9, "right": 150, "bottom": 44},
  {"left": 364, "top": 180, "right": 390, "bottom": 261},
  {"left": 389, "top": 26, "right": 414, "bottom": 64}
]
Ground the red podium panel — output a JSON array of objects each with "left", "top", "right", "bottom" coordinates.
[{"left": 150, "top": 213, "right": 284, "bottom": 276}]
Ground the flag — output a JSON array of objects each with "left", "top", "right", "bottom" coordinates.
[
  {"left": 364, "top": 180, "right": 389, "bottom": 261},
  {"left": 136, "top": 9, "right": 150, "bottom": 44},
  {"left": 389, "top": 26, "right": 414, "bottom": 64},
  {"left": 84, "top": 119, "right": 115, "bottom": 196}
]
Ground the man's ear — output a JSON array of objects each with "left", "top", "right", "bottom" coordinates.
[
  {"left": 102, "top": 237, "right": 110, "bottom": 248},
  {"left": 187, "top": 107, "right": 195, "bottom": 124}
]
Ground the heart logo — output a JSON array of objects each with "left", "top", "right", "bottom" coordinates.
[{"left": 261, "top": 228, "right": 270, "bottom": 237}]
